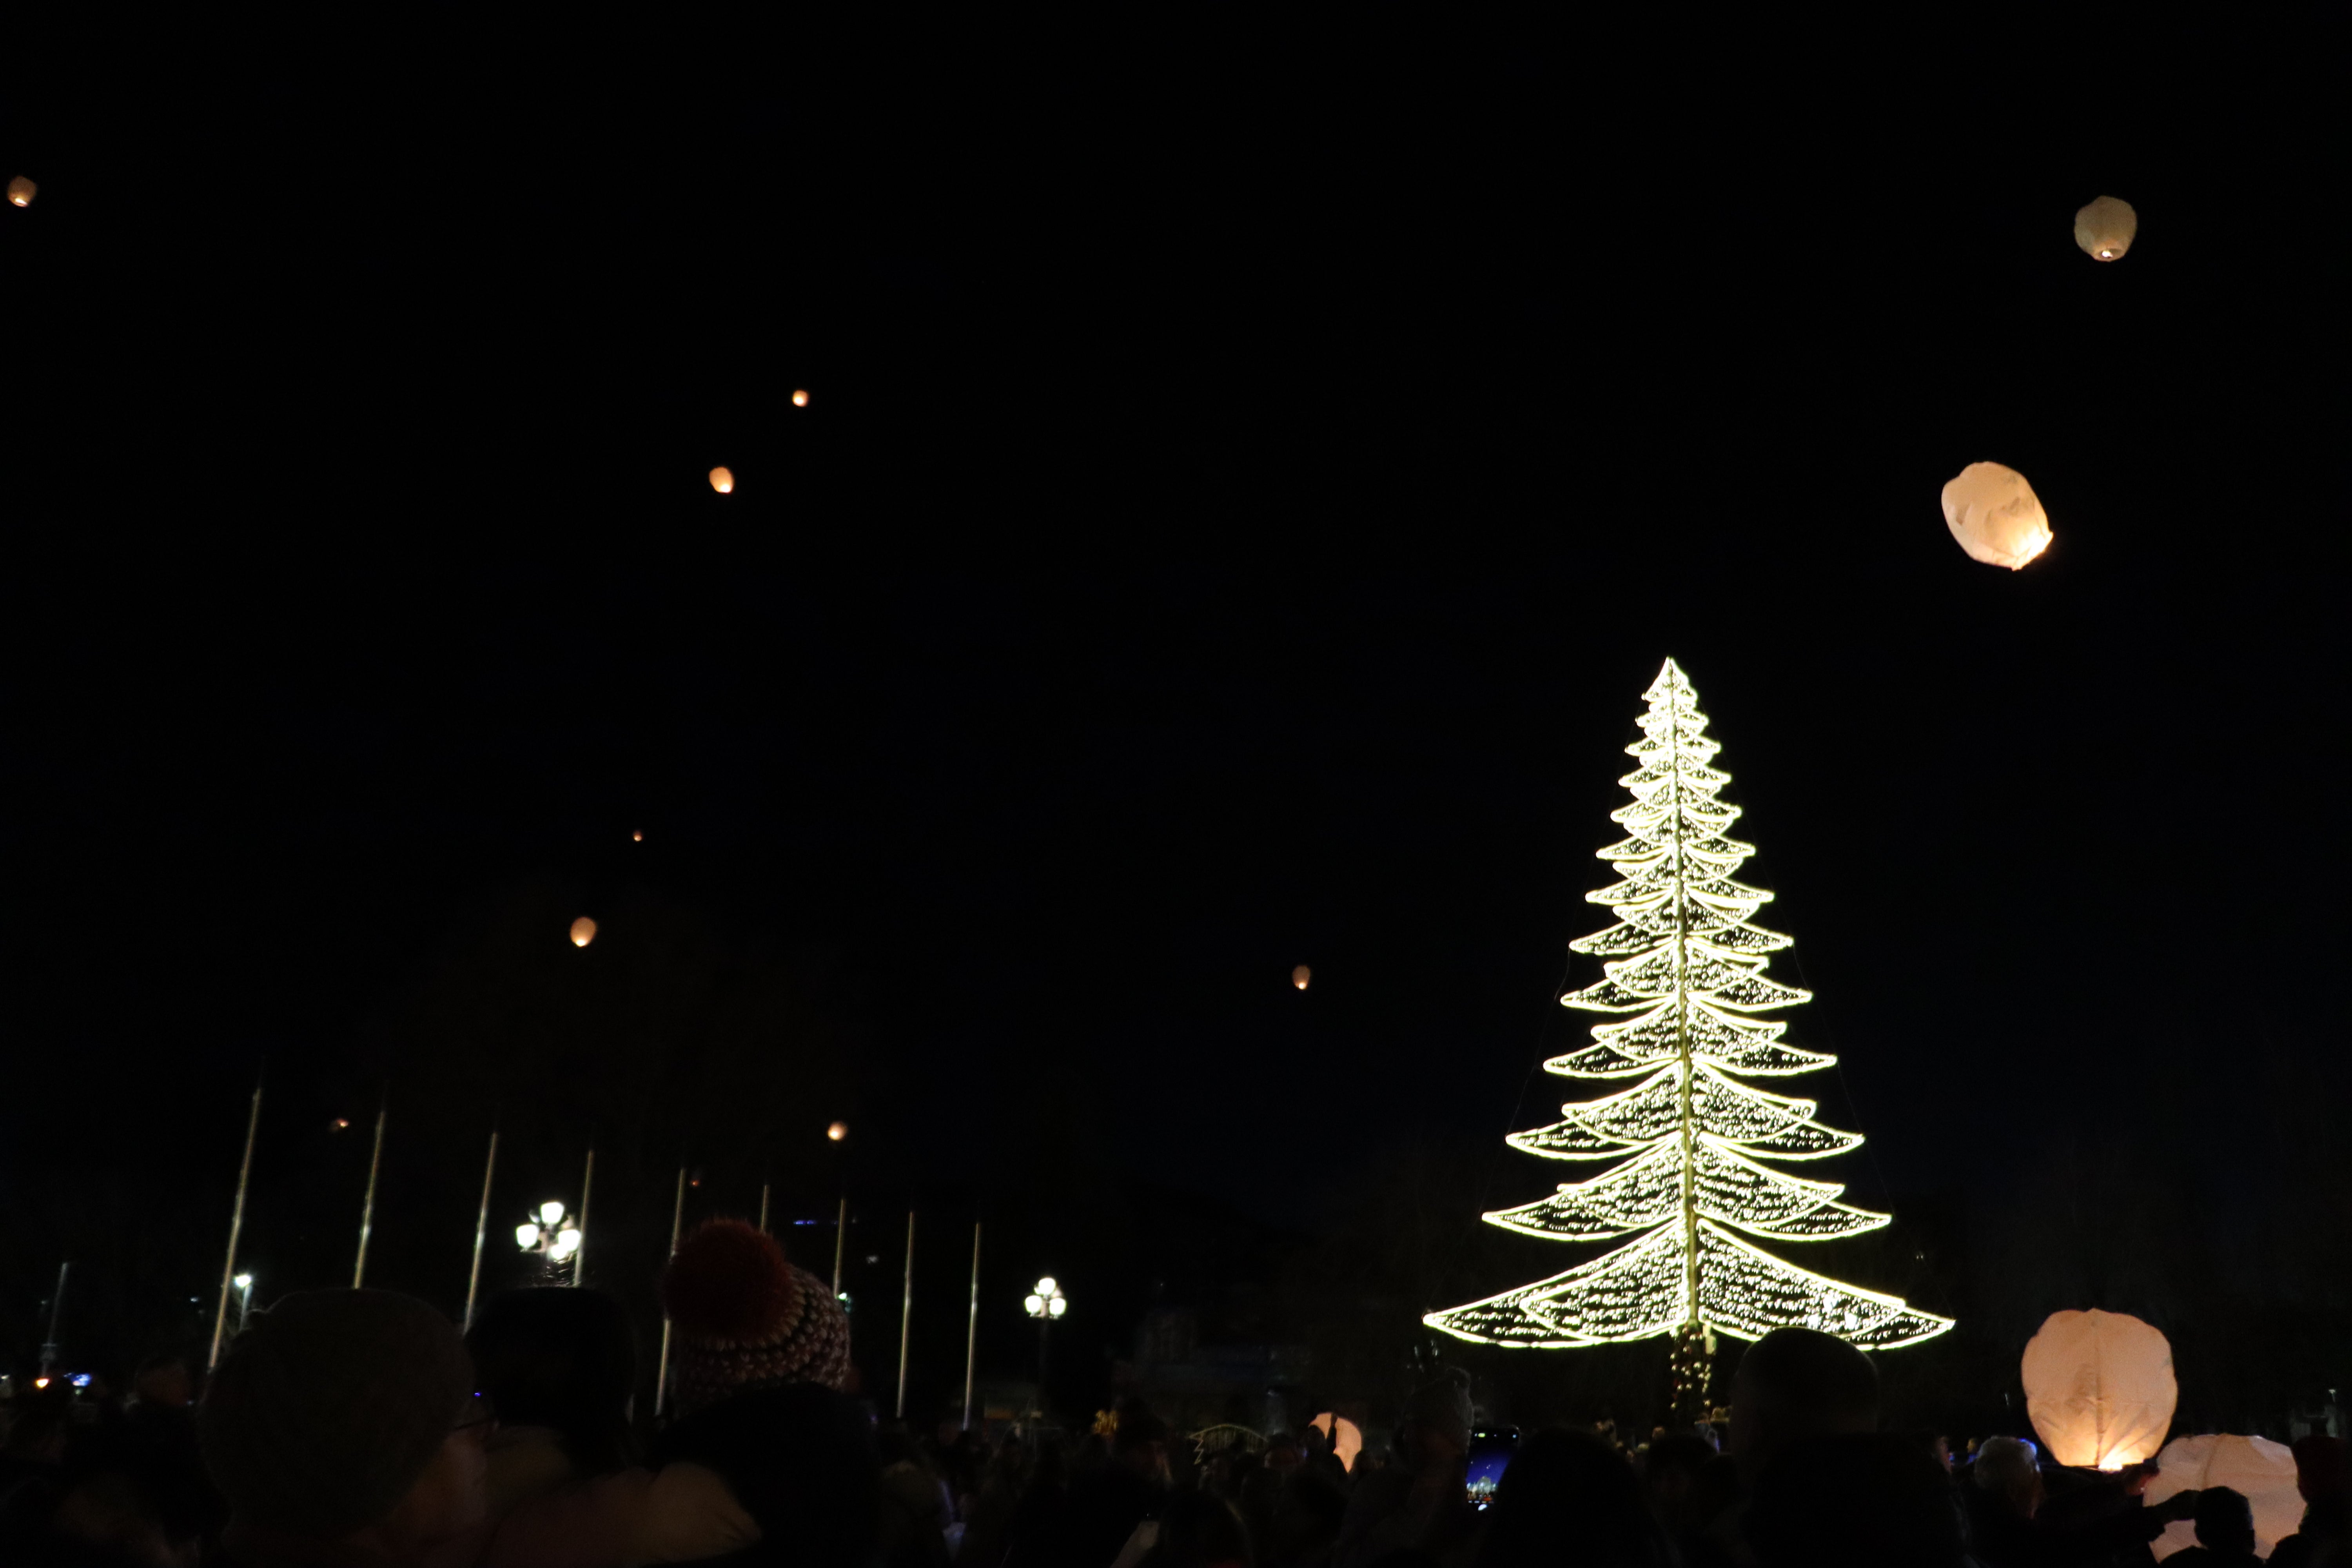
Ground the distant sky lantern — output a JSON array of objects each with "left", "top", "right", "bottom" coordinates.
[
  {"left": 2021, "top": 1309, "right": 2176, "bottom": 1471},
  {"left": 2146, "top": 1435, "right": 2303, "bottom": 1558},
  {"left": 570, "top": 917, "right": 597, "bottom": 948},
  {"left": 632, "top": 829, "right": 644, "bottom": 842},
  {"left": 6, "top": 176, "right": 33, "bottom": 207},
  {"left": 791, "top": 389, "right": 810, "bottom": 407},
  {"left": 826, "top": 1121, "right": 848, "bottom": 1142},
  {"left": 708, "top": 466, "right": 735, "bottom": 494},
  {"left": 1942, "top": 462, "right": 2053, "bottom": 570},
  {"left": 2074, "top": 196, "right": 2137, "bottom": 262},
  {"left": 1292, "top": 965, "right": 1311, "bottom": 991}
]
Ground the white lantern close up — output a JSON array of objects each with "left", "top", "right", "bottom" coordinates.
[
  {"left": 1942, "top": 462, "right": 2053, "bottom": 570},
  {"left": 2074, "top": 196, "right": 2138, "bottom": 262},
  {"left": 2020, "top": 1308, "right": 2176, "bottom": 1471},
  {"left": 2143, "top": 1434, "right": 2300, "bottom": 1559}
]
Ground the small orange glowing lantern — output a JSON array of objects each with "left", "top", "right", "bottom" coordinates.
[
  {"left": 631, "top": 829, "right": 644, "bottom": 842},
  {"left": 791, "top": 389, "right": 810, "bottom": 408},
  {"left": 708, "top": 466, "right": 735, "bottom": 494},
  {"left": 6, "top": 176, "right": 33, "bottom": 208},
  {"left": 1292, "top": 965, "right": 1311, "bottom": 991},
  {"left": 1942, "top": 462, "right": 2053, "bottom": 570},
  {"left": 826, "top": 1121, "right": 848, "bottom": 1142},
  {"left": 2073, "top": 195, "right": 2137, "bottom": 262},
  {"left": 570, "top": 917, "right": 597, "bottom": 948}
]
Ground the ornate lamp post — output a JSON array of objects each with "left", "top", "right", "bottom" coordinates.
[
  {"left": 516, "top": 1200, "right": 583, "bottom": 1280},
  {"left": 1022, "top": 1276, "right": 1067, "bottom": 1419}
]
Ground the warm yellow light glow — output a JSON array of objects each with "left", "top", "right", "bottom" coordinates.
[
  {"left": 1425, "top": 660, "right": 1952, "bottom": 1352},
  {"left": 33, "top": 1377, "right": 49, "bottom": 1389},
  {"left": 233, "top": 1274, "right": 252, "bottom": 1290},
  {"left": 516, "top": 1223, "right": 541, "bottom": 1248},
  {"left": 1036, "top": 1277, "right": 1058, "bottom": 1295},
  {"left": 791, "top": 389, "right": 810, "bottom": 407},
  {"left": 708, "top": 466, "right": 735, "bottom": 494},
  {"left": 539, "top": 1201, "right": 566, "bottom": 1227},
  {"left": 1942, "top": 462, "right": 2053, "bottom": 571},
  {"left": 2073, "top": 195, "right": 2137, "bottom": 262},
  {"left": 1023, "top": 1294, "right": 1044, "bottom": 1314},
  {"left": 826, "top": 1120, "right": 848, "bottom": 1142},
  {"left": 1292, "top": 965, "right": 1311, "bottom": 990},
  {"left": 5, "top": 176, "right": 33, "bottom": 208},
  {"left": 1311, "top": 1412, "right": 1364, "bottom": 1470},
  {"left": 632, "top": 829, "right": 644, "bottom": 842},
  {"left": 570, "top": 917, "right": 597, "bottom": 947}
]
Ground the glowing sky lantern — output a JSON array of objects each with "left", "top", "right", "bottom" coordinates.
[
  {"left": 1292, "top": 965, "right": 1311, "bottom": 991},
  {"left": 708, "top": 466, "right": 735, "bottom": 494},
  {"left": 2145, "top": 1434, "right": 2302, "bottom": 1559},
  {"left": 1311, "top": 1412, "right": 1363, "bottom": 1470},
  {"left": 791, "top": 389, "right": 810, "bottom": 408},
  {"left": 1942, "top": 462, "right": 2053, "bottom": 570},
  {"left": 632, "top": 830, "right": 644, "bottom": 842},
  {"left": 569, "top": 917, "right": 597, "bottom": 948},
  {"left": 826, "top": 1121, "right": 848, "bottom": 1142},
  {"left": 2074, "top": 196, "right": 2137, "bottom": 262},
  {"left": 6, "top": 176, "right": 33, "bottom": 208},
  {"left": 2021, "top": 1308, "right": 2176, "bottom": 1471}
]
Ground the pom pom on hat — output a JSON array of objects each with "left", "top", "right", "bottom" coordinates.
[{"left": 661, "top": 1218, "right": 851, "bottom": 1412}]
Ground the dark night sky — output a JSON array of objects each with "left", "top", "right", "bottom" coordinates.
[{"left": 0, "top": 25, "right": 2342, "bottom": 1418}]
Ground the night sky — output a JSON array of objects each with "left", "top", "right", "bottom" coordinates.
[{"left": 2, "top": 29, "right": 2340, "bottom": 1428}]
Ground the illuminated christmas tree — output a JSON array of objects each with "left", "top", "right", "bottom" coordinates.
[{"left": 1425, "top": 659, "right": 1950, "bottom": 1404}]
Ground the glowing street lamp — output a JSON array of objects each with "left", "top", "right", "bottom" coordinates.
[
  {"left": 517, "top": 1200, "right": 583, "bottom": 1276},
  {"left": 1023, "top": 1276, "right": 1066, "bottom": 1418},
  {"left": 233, "top": 1274, "right": 254, "bottom": 1332}
]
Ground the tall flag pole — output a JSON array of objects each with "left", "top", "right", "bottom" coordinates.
[
  {"left": 757, "top": 1183, "right": 771, "bottom": 1235},
  {"left": 654, "top": 1167, "right": 686, "bottom": 1414},
  {"left": 1423, "top": 660, "right": 1951, "bottom": 1416},
  {"left": 572, "top": 1148, "right": 595, "bottom": 1288},
  {"left": 351, "top": 1093, "right": 388, "bottom": 1287},
  {"left": 462, "top": 1129, "right": 499, "bottom": 1332},
  {"left": 896, "top": 1212, "right": 916, "bottom": 1419},
  {"left": 208, "top": 1080, "right": 264, "bottom": 1371},
  {"left": 962, "top": 1223, "right": 982, "bottom": 1430}
]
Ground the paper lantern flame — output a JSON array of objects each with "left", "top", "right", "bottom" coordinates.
[
  {"left": 570, "top": 917, "right": 597, "bottom": 947},
  {"left": 1292, "top": 965, "right": 1311, "bottom": 990},
  {"left": 2021, "top": 1308, "right": 2176, "bottom": 1471},
  {"left": 2144, "top": 1434, "right": 2301, "bottom": 1559},
  {"left": 2074, "top": 196, "right": 2138, "bottom": 262},
  {"left": 1942, "top": 462, "right": 2053, "bottom": 570},
  {"left": 708, "top": 466, "right": 735, "bottom": 494},
  {"left": 6, "top": 176, "right": 33, "bottom": 208}
]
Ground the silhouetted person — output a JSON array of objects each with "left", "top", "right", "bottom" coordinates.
[
  {"left": 197, "top": 1289, "right": 491, "bottom": 1568},
  {"left": 1044, "top": 1405, "right": 1171, "bottom": 1568},
  {"left": 1726, "top": 1328, "right": 1877, "bottom": 1488},
  {"left": 2167, "top": 1485, "right": 2264, "bottom": 1566},
  {"left": 1337, "top": 1371, "right": 1475, "bottom": 1568},
  {"left": 466, "top": 1287, "right": 642, "bottom": 1516},
  {"left": 2273, "top": 1435, "right": 2350, "bottom": 1568},
  {"left": 1473, "top": 1428, "right": 1672, "bottom": 1568},
  {"left": 1141, "top": 1489, "right": 1252, "bottom": 1568},
  {"left": 1745, "top": 1430, "right": 1971, "bottom": 1568}
]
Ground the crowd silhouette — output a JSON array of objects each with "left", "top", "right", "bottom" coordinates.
[{"left": 0, "top": 1220, "right": 2342, "bottom": 1566}]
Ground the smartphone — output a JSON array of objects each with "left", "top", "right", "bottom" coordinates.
[{"left": 1466, "top": 1425, "right": 1519, "bottom": 1508}]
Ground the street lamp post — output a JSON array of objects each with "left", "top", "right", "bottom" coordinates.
[
  {"left": 516, "top": 1200, "right": 583, "bottom": 1280},
  {"left": 1022, "top": 1276, "right": 1067, "bottom": 1420},
  {"left": 234, "top": 1274, "right": 254, "bottom": 1333}
]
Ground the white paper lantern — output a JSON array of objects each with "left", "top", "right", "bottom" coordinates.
[
  {"left": 1942, "top": 462, "right": 2053, "bottom": 570},
  {"left": 2074, "top": 196, "right": 2138, "bottom": 262},
  {"left": 2021, "top": 1309, "right": 2176, "bottom": 1470},
  {"left": 2143, "top": 1433, "right": 2300, "bottom": 1559}
]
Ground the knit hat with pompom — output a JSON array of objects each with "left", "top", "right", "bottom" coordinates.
[{"left": 661, "top": 1219, "right": 850, "bottom": 1413}]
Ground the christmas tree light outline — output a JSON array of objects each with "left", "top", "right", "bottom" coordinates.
[{"left": 1425, "top": 659, "right": 1953, "bottom": 1354}]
